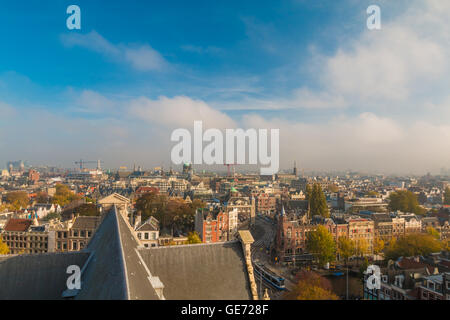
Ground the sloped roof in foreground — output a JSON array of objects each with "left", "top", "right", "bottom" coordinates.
[
  {"left": 0, "top": 252, "right": 90, "bottom": 300},
  {"left": 0, "top": 205, "right": 252, "bottom": 300},
  {"left": 138, "top": 241, "right": 252, "bottom": 300}
]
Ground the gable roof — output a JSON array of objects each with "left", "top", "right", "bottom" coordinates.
[
  {"left": 138, "top": 241, "right": 252, "bottom": 300},
  {"left": 0, "top": 252, "right": 90, "bottom": 299},
  {"left": 0, "top": 204, "right": 253, "bottom": 300},
  {"left": 4, "top": 219, "right": 32, "bottom": 232},
  {"left": 72, "top": 216, "right": 101, "bottom": 230},
  {"left": 98, "top": 193, "right": 130, "bottom": 205}
]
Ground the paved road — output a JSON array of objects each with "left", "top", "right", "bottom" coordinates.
[{"left": 250, "top": 215, "right": 291, "bottom": 300}]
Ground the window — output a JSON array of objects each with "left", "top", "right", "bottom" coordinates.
[
  {"left": 145, "top": 233, "right": 149, "bottom": 240},
  {"left": 80, "top": 230, "right": 86, "bottom": 237},
  {"left": 73, "top": 242, "right": 77, "bottom": 250},
  {"left": 137, "top": 233, "right": 142, "bottom": 239}
]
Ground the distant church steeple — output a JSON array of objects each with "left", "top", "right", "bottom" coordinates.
[{"left": 293, "top": 161, "right": 298, "bottom": 176}]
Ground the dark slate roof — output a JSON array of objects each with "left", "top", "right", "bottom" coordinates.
[
  {"left": 138, "top": 241, "right": 252, "bottom": 300},
  {"left": 114, "top": 210, "right": 160, "bottom": 300},
  {"left": 0, "top": 206, "right": 252, "bottom": 300},
  {"left": 72, "top": 216, "right": 101, "bottom": 230},
  {"left": 0, "top": 252, "right": 89, "bottom": 300},
  {"left": 74, "top": 208, "right": 129, "bottom": 300}
]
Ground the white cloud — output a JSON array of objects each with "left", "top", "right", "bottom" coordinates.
[
  {"left": 61, "top": 31, "right": 168, "bottom": 72},
  {"left": 241, "top": 113, "right": 450, "bottom": 174},
  {"left": 128, "top": 95, "right": 236, "bottom": 129},
  {"left": 73, "top": 90, "right": 117, "bottom": 113}
]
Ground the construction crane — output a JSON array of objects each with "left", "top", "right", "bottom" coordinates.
[
  {"left": 75, "top": 159, "right": 103, "bottom": 170},
  {"left": 224, "top": 163, "right": 237, "bottom": 177}
]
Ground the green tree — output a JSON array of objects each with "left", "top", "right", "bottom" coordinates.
[
  {"left": 355, "top": 239, "right": 370, "bottom": 261},
  {"left": 74, "top": 203, "right": 100, "bottom": 216},
  {"left": 307, "top": 225, "right": 336, "bottom": 266},
  {"left": 35, "top": 191, "right": 50, "bottom": 204},
  {"left": 373, "top": 238, "right": 385, "bottom": 255},
  {"left": 305, "top": 184, "right": 312, "bottom": 201},
  {"left": 284, "top": 270, "right": 339, "bottom": 300},
  {"left": 43, "top": 212, "right": 62, "bottom": 221},
  {"left": 187, "top": 231, "right": 202, "bottom": 244},
  {"left": 384, "top": 233, "right": 442, "bottom": 261},
  {"left": 308, "top": 184, "right": 329, "bottom": 218},
  {"left": 135, "top": 192, "right": 168, "bottom": 225},
  {"left": 337, "top": 237, "right": 355, "bottom": 264},
  {"left": 0, "top": 236, "right": 9, "bottom": 254},
  {"left": 135, "top": 192, "right": 205, "bottom": 232},
  {"left": 328, "top": 184, "right": 339, "bottom": 193},
  {"left": 6, "top": 191, "right": 29, "bottom": 211},
  {"left": 426, "top": 226, "right": 440, "bottom": 239},
  {"left": 388, "top": 190, "right": 426, "bottom": 215},
  {"left": 444, "top": 187, "right": 450, "bottom": 205},
  {"left": 52, "top": 184, "right": 82, "bottom": 207}
]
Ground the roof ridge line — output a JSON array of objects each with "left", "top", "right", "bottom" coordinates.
[{"left": 113, "top": 205, "right": 131, "bottom": 300}]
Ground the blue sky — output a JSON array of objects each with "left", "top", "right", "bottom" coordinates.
[{"left": 1, "top": 0, "right": 449, "bottom": 173}]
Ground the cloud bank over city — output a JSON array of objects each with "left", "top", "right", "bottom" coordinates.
[{"left": 0, "top": 0, "right": 449, "bottom": 174}]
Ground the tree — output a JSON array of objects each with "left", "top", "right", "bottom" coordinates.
[
  {"left": 135, "top": 192, "right": 203, "bottom": 232},
  {"left": 384, "top": 233, "right": 442, "bottom": 261},
  {"left": 43, "top": 212, "right": 62, "bottom": 221},
  {"left": 52, "top": 184, "right": 81, "bottom": 207},
  {"left": 328, "top": 184, "right": 339, "bottom": 193},
  {"left": 307, "top": 225, "right": 336, "bottom": 266},
  {"left": 308, "top": 184, "right": 329, "bottom": 218},
  {"left": 305, "top": 184, "right": 312, "bottom": 201},
  {"left": 35, "top": 191, "right": 50, "bottom": 204},
  {"left": 187, "top": 231, "right": 202, "bottom": 244},
  {"left": 337, "top": 237, "right": 355, "bottom": 264},
  {"left": 0, "top": 236, "right": 9, "bottom": 254},
  {"left": 284, "top": 270, "right": 338, "bottom": 300},
  {"left": 355, "top": 239, "right": 369, "bottom": 258},
  {"left": 6, "top": 191, "right": 29, "bottom": 211},
  {"left": 135, "top": 192, "right": 168, "bottom": 225},
  {"left": 367, "top": 191, "right": 379, "bottom": 197},
  {"left": 388, "top": 190, "right": 426, "bottom": 215},
  {"left": 444, "top": 187, "right": 450, "bottom": 205},
  {"left": 373, "top": 238, "right": 385, "bottom": 255},
  {"left": 74, "top": 203, "right": 100, "bottom": 216},
  {"left": 426, "top": 226, "right": 440, "bottom": 240}
]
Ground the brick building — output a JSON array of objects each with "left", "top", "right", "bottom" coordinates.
[
  {"left": 274, "top": 207, "right": 316, "bottom": 263},
  {"left": 1, "top": 218, "right": 49, "bottom": 254},
  {"left": 195, "top": 207, "right": 238, "bottom": 243}
]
